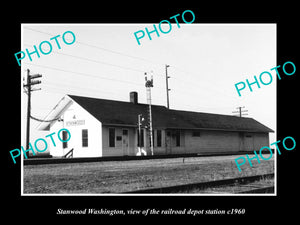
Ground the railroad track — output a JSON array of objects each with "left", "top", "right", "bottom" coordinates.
[
  {"left": 125, "top": 173, "right": 274, "bottom": 194},
  {"left": 24, "top": 152, "right": 261, "bottom": 165},
  {"left": 238, "top": 186, "right": 274, "bottom": 193}
]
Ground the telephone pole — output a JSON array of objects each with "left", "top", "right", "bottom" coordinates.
[
  {"left": 23, "top": 69, "right": 42, "bottom": 155},
  {"left": 232, "top": 106, "right": 248, "bottom": 117},
  {"left": 165, "top": 64, "right": 170, "bottom": 109}
]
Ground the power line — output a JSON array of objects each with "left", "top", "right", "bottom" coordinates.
[
  {"left": 24, "top": 62, "right": 167, "bottom": 91},
  {"left": 170, "top": 68, "right": 237, "bottom": 100},
  {"left": 23, "top": 27, "right": 244, "bottom": 106},
  {"left": 43, "top": 82, "right": 123, "bottom": 96},
  {"left": 30, "top": 114, "right": 61, "bottom": 122},
  {"left": 23, "top": 26, "right": 251, "bottom": 104},
  {"left": 23, "top": 27, "right": 165, "bottom": 67},
  {"left": 23, "top": 62, "right": 142, "bottom": 86},
  {"left": 25, "top": 62, "right": 238, "bottom": 111},
  {"left": 54, "top": 51, "right": 145, "bottom": 73},
  {"left": 23, "top": 43, "right": 145, "bottom": 73},
  {"left": 23, "top": 28, "right": 237, "bottom": 101},
  {"left": 24, "top": 62, "right": 237, "bottom": 107},
  {"left": 73, "top": 41, "right": 164, "bottom": 67}
]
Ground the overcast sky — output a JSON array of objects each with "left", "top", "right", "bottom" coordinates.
[{"left": 21, "top": 23, "right": 276, "bottom": 144}]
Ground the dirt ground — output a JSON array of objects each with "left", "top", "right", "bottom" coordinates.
[{"left": 23, "top": 154, "right": 275, "bottom": 194}]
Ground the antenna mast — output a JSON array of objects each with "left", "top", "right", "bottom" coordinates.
[{"left": 145, "top": 71, "right": 154, "bottom": 156}]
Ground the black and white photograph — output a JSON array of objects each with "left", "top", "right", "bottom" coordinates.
[
  {"left": 4, "top": 4, "right": 298, "bottom": 221},
  {"left": 20, "top": 23, "right": 276, "bottom": 195}
]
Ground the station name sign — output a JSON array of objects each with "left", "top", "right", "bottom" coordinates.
[{"left": 66, "top": 120, "right": 85, "bottom": 126}]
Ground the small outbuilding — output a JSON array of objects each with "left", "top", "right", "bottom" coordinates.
[{"left": 38, "top": 92, "right": 274, "bottom": 158}]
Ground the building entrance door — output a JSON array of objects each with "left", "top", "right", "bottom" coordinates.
[
  {"left": 122, "top": 129, "right": 129, "bottom": 155},
  {"left": 165, "top": 131, "right": 172, "bottom": 154}
]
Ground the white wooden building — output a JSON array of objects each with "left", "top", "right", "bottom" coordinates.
[{"left": 38, "top": 92, "right": 273, "bottom": 158}]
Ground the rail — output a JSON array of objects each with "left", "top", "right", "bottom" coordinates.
[
  {"left": 23, "top": 152, "right": 263, "bottom": 165},
  {"left": 125, "top": 173, "right": 274, "bottom": 194},
  {"left": 238, "top": 186, "right": 274, "bottom": 193}
]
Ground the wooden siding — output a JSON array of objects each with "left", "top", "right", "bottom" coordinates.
[
  {"left": 184, "top": 130, "right": 240, "bottom": 153},
  {"left": 102, "top": 126, "right": 270, "bottom": 156}
]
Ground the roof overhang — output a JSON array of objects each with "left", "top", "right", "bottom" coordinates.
[
  {"left": 102, "top": 123, "right": 138, "bottom": 128},
  {"left": 37, "top": 95, "right": 73, "bottom": 131},
  {"left": 164, "top": 127, "right": 274, "bottom": 133}
]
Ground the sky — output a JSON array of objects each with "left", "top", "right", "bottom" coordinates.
[{"left": 21, "top": 23, "right": 276, "bottom": 144}]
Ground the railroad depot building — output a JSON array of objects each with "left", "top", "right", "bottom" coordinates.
[{"left": 38, "top": 92, "right": 274, "bottom": 158}]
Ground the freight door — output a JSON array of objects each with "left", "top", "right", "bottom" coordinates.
[
  {"left": 122, "top": 129, "right": 129, "bottom": 155},
  {"left": 239, "top": 132, "right": 244, "bottom": 151},
  {"left": 244, "top": 134, "right": 254, "bottom": 151}
]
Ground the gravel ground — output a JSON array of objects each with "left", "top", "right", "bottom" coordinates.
[{"left": 23, "top": 154, "right": 275, "bottom": 194}]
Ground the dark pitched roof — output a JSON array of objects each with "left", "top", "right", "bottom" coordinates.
[{"left": 68, "top": 95, "right": 274, "bottom": 133}]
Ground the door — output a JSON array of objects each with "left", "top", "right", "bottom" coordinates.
[
  {"left": 239, "top": 132, "right": 244, "bottom": 151},
  {"left": 165, "top": 130, "right": 172, "bottom": 154},
  {"left": 122, "top": 129, "right": 129, "bottom": 155},
  {"left": 243, "top": 133, "right": 254, "bottom": 151}
]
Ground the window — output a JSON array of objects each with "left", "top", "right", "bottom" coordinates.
[
  {"left": 109, "top": 128, "right": 115, "bottom": 147},
  {"left": 192, "top": 131, "right": 201, "bottom": 137},
  {"left": 62, "top": 130, "right": 68, "bottom": 149},
  {"left": 156, "top": 130, "right": 162, "bottom": 147},
  {"left": 116, "top": 136, "right": 122, "bottom": 141},
  {"left": 82, "top": 129, "right": 88, "bottom": 147},
  {"left": 137, "top": 129, "right": 144, "bottom": 147}
]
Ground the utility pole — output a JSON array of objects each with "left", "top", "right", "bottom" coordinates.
[
  {"left": 165, "top": 64, "right": 171, "bottom": 109},
  {"left": 23, "top": 69, "right": 42, "bottom": 156},
  {"left": 232, "top": 106, "right": 248, "bottom": 117},
  {"left": 25, "top": 69, "right": 31, "bottom": 154}
]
